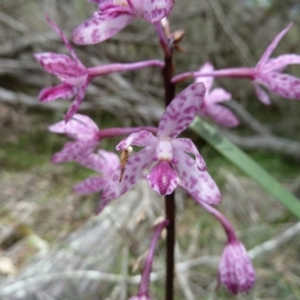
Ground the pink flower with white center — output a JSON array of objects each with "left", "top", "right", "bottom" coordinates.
[
  {"left": 100, "top": 83, "right": 221, "bottom": 207},
  {"left": 196, "top": 63, "right": 239, "bottom": 128},
  {"left": 74, "top": 149, "right": 119, "bottom": 195},
  {"left": 34, "top": 17, "right": 89, "bottom": 122},
  {"left": 198, "top": 201, "right": 255, "bottom": 295},
  {"left": 49, "top": 113, "right": 157, "bottom": 164},
  {"left": 73, "top": 0, "right": 175, "bottom": 44},
  {"left": 129, "top": 220, "right": 169, "bottom": 300},
  {"left": 253, "top": 23, "right": 300, "bottom": 104}
]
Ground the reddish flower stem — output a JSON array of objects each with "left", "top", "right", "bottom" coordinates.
[
  {"left": 162, "top": 39, "right": 176, "bottom": 300},
  {"left": 88, "top": 60, "right": 164, "bottom": 79}
]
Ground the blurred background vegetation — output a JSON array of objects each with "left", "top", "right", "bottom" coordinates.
[{"left": 0, "top": 0, "right": 300, "bottom": 299}]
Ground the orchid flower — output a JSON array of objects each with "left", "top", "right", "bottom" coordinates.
[
  {"left": 196, "top": 63, "right": 239, "bottom": 127},
  {"left": 35, "top": 17, "right": 165, "bottom": 122},
  {"left": 252, "top": 23, "right": 300, "bottom": 104},
  {"left": 49, "top": 114, "right": 100, "bottom": 163},
  {"left": 174, "top": 23, "right": 300, "bottom": 104},
  {"left": 99, "top": 83, "right": 221, "bottom": 211},
  {"left": 129, "top": 219, "right": 169, "bottom": 300},
  {"left": 49, "top": 113, "right": 157, "bottom": 164},
  {"left": 73, "top": 0, "right": 175, "bottom": 45},
  {"left": 74, "top": 149, "right": 119, "bottom": 195},
  {"left": 34, "top": 17, "right": 89, "bottom": 122},
  {"left": 198, "top": 201, "right": 255, "bottom": 294}
]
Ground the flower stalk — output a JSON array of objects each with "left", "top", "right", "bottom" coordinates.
[{"left": 161, "top": 25, "right": 176, "bottom": 300}]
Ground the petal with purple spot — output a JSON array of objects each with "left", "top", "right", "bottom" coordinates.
[
  {"left": 99, "top": 147, "right": 155, "bottom": 212},
  {"left": 174, "top": 149, "right": 221, "bottom": 205},
  {"left": 171, "top": 138, "right": 206, "bottom": 171},
  {"left": 158, "top": 82, "right": 205, "bottom": 139},
  {"left": 39, "top": 84, "right": 77, "bottom": 102},
  {"left": 74, "top": 177, "right": 108, "bottom": 194},
  {"left": 46, "top": 16, "right": 84, "bottom": 68},
  {"left": 64, "top": 81, "right": 89, "bottom": 122},
  {"left": 203, "top": 104, "right": 239, "bottom": 128},
  {"left": 264, "top": 54, "right": 300, "bottom": 73},
  {"left": 34, "top": 53, "right": 86, "bottom": 79},
  {"left": 49, "top": 114, "right": 99, "bottom": 140},
  {"left": 256, "top": 72, "right": 300, "bottom": 100},
  {"left": 51, "top": 140, "right": 97, "bottom": 163},
  {"left": 116, "top": 130, "right": 158, "bottom": 151},
  {"left": 73, "top": 13, "right": 134, "bottom": 45},
  {"left": 130, "top": 0, "right": 174, "bottom": 22},
  {"left": 147, "top": 161, "right": 179, "bottom": 195}
]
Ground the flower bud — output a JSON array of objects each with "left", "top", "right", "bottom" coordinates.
[{"left": 218, "top": 239, "right": 255, "bottom": 294}]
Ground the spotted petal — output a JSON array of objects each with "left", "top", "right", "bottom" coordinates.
[
  {"left": 64, "top": 81, "right": 89, "bottom": 122},
  {"left": 74, "top": 177, "right": 108, "bottom": 194},
  {"left": 203, "top": 104, "right": 239, "bottom": 128},
  {"left": 158, "top": 82, "right": 206, "bottom": 139},
  {"left": 171, "top": 138, "right": 206, "bottom": 171},
  {"left": 76, "top": 152, "right": 106, "bottom": 172},
  {"left": 174, "top": 149, "right": 221, "bottom": 205},
  {"left": 39, "top": 84, "right": 77, "bottom": 102},
  {"left": 116, "top": 130, "right": 158, "bottom": 150},
  {"left": 256, "top": 23, "right": 292, "bottom": 69},
  {"left": 264, "top": 54, "right": 300, "bottom": 73},
  {"left": 130, "top": 0, "right": 175, "bottom": 22},
  {"left": 77, "top": 150, "right": 119, "bottom": 174},
  {"left": 51, "top": 140, "right": 97, "bottom": 163},
  {"left": 46, "top": 16, "right": 84, "bottom": 68},
  {"left": 49, "top": 114, "right": 99, "bottom": 140},
  {"left": 256, "top": 72, "right": 300, "bottom": 100},
  {"left": 34, "top": 53, "right": 86, "bottom": 80},
  {"left": 73, "top": 14, "right": 134, "bottom": 45},
  {"left": 147, "top": 161, "right": 179, "bottom": 195},
  {"left": 99, "top": 147, "right": 155, "bottom": 212}
]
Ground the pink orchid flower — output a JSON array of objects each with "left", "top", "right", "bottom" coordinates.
[
  {"left": 174, "top": 23, "right": 300, "bottom": 104},
  {"left": 34, "top": 17, "right": 89, "bottom": 122},
  {"left": 73, "top": 0, "right": 175, "bottom": 44},
  {"left": 49, "top": 113, "right": 157, "bottom": 164},
  {"left": 196, "top": 63, "right": 239, "bottom": 127},
  {"left": 49, "top": 114, "right": 101, "bottom": 163},
  {"left": 74, "top": 150, "right": 120, "bottom": 195},
  {"left": 100, "top": 83, "right": 221, "bottom": 209},
  {"left": 36, "top": 17, "right": 165, "bottom": 122},
  {"left": 253, "top": 23, "right": 300, "bottom": 104}
]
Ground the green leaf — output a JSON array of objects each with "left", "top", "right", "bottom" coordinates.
[{"left": 190, "top": 117, "right": 300, "bottom": 219}]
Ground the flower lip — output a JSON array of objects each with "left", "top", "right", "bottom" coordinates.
[{"left": 147, "top": 161, "right": 179, "bottom": 195}]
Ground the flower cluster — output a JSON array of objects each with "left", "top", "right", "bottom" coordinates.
[{"left": 34, "top": 0, "right": 300, "bottom": 298}]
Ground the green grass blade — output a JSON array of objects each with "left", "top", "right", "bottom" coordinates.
[{"left": 190, "top": 117, "right": 300, "bottom": 219}]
